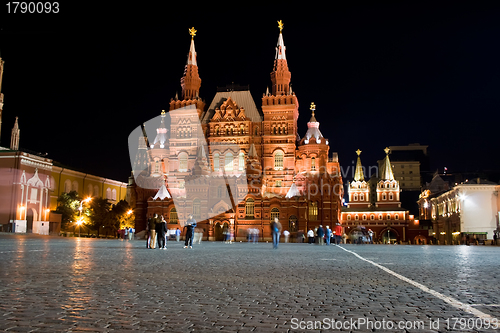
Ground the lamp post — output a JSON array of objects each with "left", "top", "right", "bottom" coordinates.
[{"left": 77, "top": 197, "right": 92, "bottom": 237}]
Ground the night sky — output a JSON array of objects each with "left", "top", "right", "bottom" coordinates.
[{"left": 1, "top": 3, "right": 500, "bottom": 184}]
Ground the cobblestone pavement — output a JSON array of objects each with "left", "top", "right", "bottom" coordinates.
[{"left": 0, "top": 233, "right": 499, "bottom": 332}]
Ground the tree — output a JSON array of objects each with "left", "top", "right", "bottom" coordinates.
[
  {"left": 55, "top": 191, "right": 81, "bottom": 230},
  {"left": 112, "top": 200, "right": 135, "bottom": 231},
  {"left": 88, "top": 197, "right": 112, "bottom": 237}
]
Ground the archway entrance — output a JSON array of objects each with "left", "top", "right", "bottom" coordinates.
[
  {"left": 413, "top": 235, "right": 427, "bottom": 245},
  {"left": 214, "top": 221, "right": 229, "bottom": 241},
  {"left": 26, "top": 208, "right": 35, "bottom": 233},
  {"left": 381, "top": 229, "right": 398, "bottom": 244},
  {"left": 288, "top": 215, "right": 298, "bottom": 232}
]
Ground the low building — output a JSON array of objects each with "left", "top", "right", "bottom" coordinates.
[{"left": 423, "top": 179, "right": 499, "bottom": 244}]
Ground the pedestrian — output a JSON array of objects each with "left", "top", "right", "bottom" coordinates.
[
  {"left": 325, "top": 226, "right": 331, "bottom": 245},
  {"left": 252, "top": 228, "right": 259, "bottom": 243},
  {"left": 368, "top": 229, "right": 374, "bottom": 244},
  {"left": 335, "top": 223, "right": 343, "bottom": 245},
  {"left": 128, "top": 227, "right": 134, "bottom": 240},
  {"left": 271, "top": 217, "right": 280, "bottom": 249},
  {"left": 283, "top": 230, "right": 290, "bottom": 243},
  {"left": 184, "top": 214, "right": 197, "bottom": 248},
  {"left": 123, "top": 227, "right": 129, "bottom": 240},
  {"left": 317, "top": 225, "right": 325, "bottom": 245},
  {"left": 175, "top": 228, "right": 181, "bottom": 242},
  {"left": 149, "top": 214, "right": 158, "bottom": 249},
  {"left": 307, "top": 229, "right": 315, "bottom": 244},
  {"left": 493, "top": 232, "right": 498, "bottom": 246},
  {"left": 155, "top": 215, "right": 168, "bottom": 249}
]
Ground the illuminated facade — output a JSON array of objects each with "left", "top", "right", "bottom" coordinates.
[{"left": 128, "top": 23, "right": 344, "bottom": 240}]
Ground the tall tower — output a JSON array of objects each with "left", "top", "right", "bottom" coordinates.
[
  {"left": 170, "top": 27, "right": 205, "bottom": 116},
  {"left": 10, "top": 116, "right": 19, "bottom": 150},
  {"left": 261, "top": 20, "right": 299, "bottom": 196},
  {"left": 376, "top": 147, "right": 401, "bottom": 208},
  {"left": 348, "top": 149, "right": 370, "bottom": 208}
]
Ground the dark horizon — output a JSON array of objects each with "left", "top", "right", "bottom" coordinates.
[{"left": 1, "top": 3, "right": 499, "bottom": 183}]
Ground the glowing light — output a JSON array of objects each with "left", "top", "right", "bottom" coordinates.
[{"left": 127, "top": 209, "right": 133, "bottom": 215}]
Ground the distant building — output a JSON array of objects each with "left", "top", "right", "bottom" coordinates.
[
  {"left": 341, "top": 148, "right": 424, "bottom": 244},
  {"left": 418, "top": 178, "right": 499, "bottom": 244},
  {"left": 0, "top": 56, "right": 127, "bottom": 234}
]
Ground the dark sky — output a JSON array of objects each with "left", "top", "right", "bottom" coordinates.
[{"left": 1, "top": 3, "right": 499, "bottom": 183}]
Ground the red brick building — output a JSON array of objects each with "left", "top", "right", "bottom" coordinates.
[{"left": 128, "top": 23, "right": 343, "bottom": 241}]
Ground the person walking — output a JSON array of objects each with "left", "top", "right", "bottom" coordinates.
[
  {"left": 149, "top": 214, "right": 158, "bottom": 249},
  {"left": 368, "top": 229, "right": 374, "bottom": 244},
  {"left": 283, "top": 230, "right": 290, "bottom": 243},
  {"left": 317, "top": 225, "right": 325, "bottom": 245},
  {"left": 334, "top": 223, "right": 343, "bottom": 245},
  {"left": 307, "top": 229, "right": 315, "bottom": 244},
  {"left": 155, "top": 215, "right": 168, "bottom": 249},
  {"left": 271, "top": 217, "right": 281, "bottom": 249},
  {"left": 175, "top": 228, "right": 181, "bottom": 242},
  {"left": 325, "top": 226, "right": 331, "bottom": 245},
  {"left": 184, "top": 214, "right": 197, "bottom": 248},
  {"left": 123, "top": 227, "right": 129, "bottom": 240}
]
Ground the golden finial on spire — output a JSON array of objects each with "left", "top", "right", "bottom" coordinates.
[
  {"left": 189, "top": 27, "right": 197, "bottom": 39},
  {"left": 356, "top": 149, "right": 362, "bottom": 156},
  {"left": 310, "top": 102, "right": 316, "bottom": 116},
  {"left": 384, "top": 147, "right": 391, "bottom": 155},
  {"left": 278, "top": 20, "right": 284, "bottom": 32},
  {"left": 161, "top": 110, "right": 166, "bottom": 116}
]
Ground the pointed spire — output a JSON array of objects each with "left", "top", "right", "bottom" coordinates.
[
  {"left": 353, "top": 149, "right": 364, "bottom": 181},
  {"left": 193, "top": 144, "right": 210, "bottom": 176},
  {"left": 153, "top": 183, "right": 171, "bottom": 200},
  {"left": 248, "top": 143, "right": 258, "bottom": 159},
  {"left": 10, "top": 116, "right": 19, "bottom": 151},
  {"left": 181, "top": 27, "right": 201, "bottom": 100},
  {"left": 152, "top": 110, "right": 167, "bottom": 148},
  {"left": 304, "top": 102, "right": 323, "bottom": 143},
  {"left": 286, "top": 176, "right": 300, "bottom": 198},
  {"left": 270, "top": 20, "right": 291, "bottom": 96},
  {"left": 380, "top": 147, "right": 395, "bottom": 180}
]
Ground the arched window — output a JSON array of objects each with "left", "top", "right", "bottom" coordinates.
[
  {"left": 270, "top": 207, "right": 280, "bottom": 221},
  {"left": 245, "top": 198, "right": 254, "bottom": 218},
  {"left": 217, "top": 186, "right": 224, "bottom": 198},
  {"left": 178, "top": 152, "right": 188, "bottom": 172},
  {"left": 387, "top": 214, "right": 391, "bottom": 220},
  {"left": 112, "top": 189, "right": 117, "bottom": 201},
  {"left": 311, "top": 157, "right": 316, "bottom": 171},
  {"left": 87, "top": 184, "right": 93, "bottom": 196},
  {"left": 193, "top": 199, "right": 201, "bottom": 219},
  {"left": 154, "top": 159, "right": 161, "bottom": 174},
  {"left": 347, "top": 215, "right": 351, "bottom": 221},
  {"left": 309, "top": 201, "right": 318, "bottom": 221},
  {"left": 389, "top": 193, "right": 394, "bottom": 200},
  {"left": 395, "top": 214, "right": 399, "bottom": 220},
  {"left": 382, "top": 193, "right": 387, "bottom": 201},
  {"left": 360, "top": 193, "right": 364, "bottom": 201},
  {"left": 353, "top": 193, "right": 358, "bottom": 201},
  {"left": 94, "top": 185, "right": 99, "bottom": 197},
  {"left": 378, "top": 214, "right": 383, "bottom": 220},
  {"left": 274, "top": 150, "right": 284, "bottom": 170},
  {"left": 64, "top": 179, "right": 71, "bottom": 193},
  {"left": 169, "top": 208, "right": 178, "bottom": 224},
  {"left": 239, "top": 152, "right": 245, "bottom": 171},
  {"left": 363, "top": 215, "right": 367, "bottom": 220},
  {"left": 213, "top": 153, "right": 219, "bottom": 171},
  {"left": 224, "top": 152, "right": 233, "bottom": 171},
  {"left": 370, "top": 214, "right": 375, "bottom": 220},
  {"left": 106, "top": 188, "right": 112, "bottom": 200},
  {"left": 289, "top": 215, "right": 298, "bottom": 232},
  {"left": 72, "top": 181, "right": 78, "bottom": 192},
  {"left": 355, "top": 215, "right": 359, "bottom": 221}
]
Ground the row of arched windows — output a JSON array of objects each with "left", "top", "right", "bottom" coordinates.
[{"left": 346, "top": 213, "right": 400, "bottom": 221}]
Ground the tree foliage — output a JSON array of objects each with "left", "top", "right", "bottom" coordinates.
[{"left": 55, "top": 191, "right": 81, "bottom": 230}]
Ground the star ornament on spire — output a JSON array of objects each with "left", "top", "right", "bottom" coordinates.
[
  {"left": 356, "top": 149, "right": 362, "bottom": 156},
  {"left": 278, "top": 20, "right": 284, "bottom": 32},
  {"left": 189, "top": 27, "right": 197, "bottom": 39},
  {"left": 310, "top": 102, "right": 316, "bottom": 115},
  {"left": 384, "top": 147, "right": 391, "bottom": 155}
]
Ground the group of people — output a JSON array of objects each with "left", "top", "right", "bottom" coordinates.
[
  {"left": 246, "top": 228, "right": 260, "bottom": 243},
  {"left": 118, "top": 227, "right": 135, "bottom": 240},
  {"left": 307, "top": 223, "right": 344, "bottom": 245},
  {"left": 146, "top": 213, "right": 197, "bottom": 249}
]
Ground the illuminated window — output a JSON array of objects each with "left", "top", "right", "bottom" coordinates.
[
  {"left": 239, "top": 152, "right": 245, "bottom": 171},
  {"left": 112, "top": 189, "right": 117, "bottom": 201},
  {"left": 387, "top": 214, "right": 391, "bottom": 220},
  {"left": 270, "top": 207, "right": 280, "bottom": 221},
  {"left": 309, "top": 202, "right": 318, "bottom": 220},
  {"left": 389, "top": 193, "right": 394, "bottom": 200},
  {"left": 395, "top": 214, "right": 399, "bottom": 220},
  {"left": 379, "top": 214, "right": 383, "bottom": 220},
  {"left": 64, "top": 179, "right": 71, "bottom": 193},
  {"left": 347, "top": 215, "right": 351, "bottom": 220},
  {"left": 360, "top": 193, "right": 364, "bottom": 201},
  {"left": 276, "top": 180, "right": 282, "bottom": 187},
  {"left": 169, "top": 208, "right": 178, "bottom": 224},
  {"left": 355, "top": 215, "right": 359, "bottom": 220},
  {"left": 363, "top": 215, "right": 367, "bottom": 220},
  {"left": 274, "top": 150, "right": 284, "bottom": 170},
  {"left": 179, "top": 152, "right": 188, "bottom": 172},
  {"left": 213, "top": 153, "right": 219, "bottom": 171},
  {"left": 311, "top": 157, "right": 316, "bottom": 171},
  {"left": 192, "top": 199, "right": 200, "bottom": 219},
  {"left": 245, "top": 198, "right": 254, "bottom": 218},
  {"left": 225, "top": 152, "right": 233, "bottom": 171},
  {"left": 353, "top": 193, "right": 358, "bottom": 201},
  {"left": 370, "top": 214, "right": 375, "bottom": 220}
]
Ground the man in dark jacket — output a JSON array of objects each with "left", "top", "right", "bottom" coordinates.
[
  {"left": 317, "top": 225, "right": 325, "bottom": 245},
  {"left": 155, "top": 215, "right": 168, "bottom": 249},
  {"left": 148, "top": 214, "right": 159, "bottom": 249},
  {"left": 184, "top": 214, "right": 197, "bottom": 248}
]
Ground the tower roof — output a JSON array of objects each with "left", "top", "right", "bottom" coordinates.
[
  {"left": 354, "top": 149, "right": 365, "bottom": 182},
  {"left": 275, "top": 20, "right": 286, "bottom": 61},
  {"left": 380, "top": 147, "right": 395, "bottom": 180},
  {"left": 153, "top": 183, "right": 171, "bottom": 200},
  {"left": 304, "top": 102, "right": 324, "bottom": 143},
  {"left": 187, "top": 27, "right": 197, "bottom": 66},
  {"left": 152, "top": 110, "right": 168, "bottom": 148}
]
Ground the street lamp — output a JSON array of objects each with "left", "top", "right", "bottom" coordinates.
[{"left": 77, "top": 197, "right": 92, "bottom": 237}]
